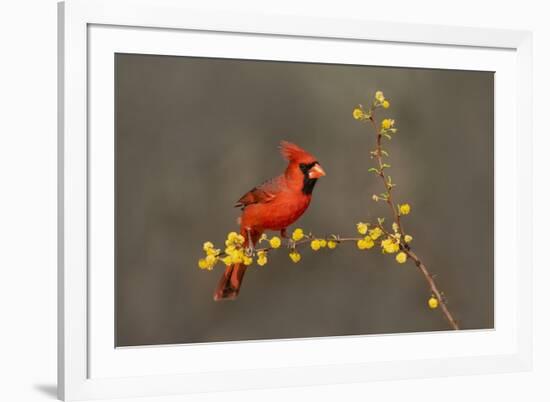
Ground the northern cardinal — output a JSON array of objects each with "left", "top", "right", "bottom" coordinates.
[{"left": 214, "top": 141, "right": 326, "bottom": 301}]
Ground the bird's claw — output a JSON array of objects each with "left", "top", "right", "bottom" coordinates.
[{"left": 245, "top": 228, "right": 255, "bottom": 256}]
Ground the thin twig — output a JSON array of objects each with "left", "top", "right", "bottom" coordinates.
[
  {"left": 369, "top": 116, "right": 404, "bottom": 236},
  {"left": 369, "top": 111, "right": 459, "bottom": 330},
  {"left": 405, "top": 249, "right": 459, "bottom": 330}
]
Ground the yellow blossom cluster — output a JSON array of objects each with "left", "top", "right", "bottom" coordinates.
[
  {"left": 199, "top": 231, "right": 274, "bottom": 269},
  {"left": 353, "top": 91, "right": 392, "bottom": 122},
  {"left": 352, "top": 219, "right": 414, "bottom": 266},
  {"left": 198, "top": 241, "right": 221, "bottom": 270},
  {"left": 375, "top": 91, "right": 391, "bottom": 109},
  {"left": 381, "top": 237, "right": 400, "bottom": 254},
  {"left": 369, "top": 227, "right": 383, "bottom": 240},
  {"left": 223, "top": 232, "right": 251, "bottom": 265},
  {"left": 357, "top": 236, "right": 375, "bottom": 250}
]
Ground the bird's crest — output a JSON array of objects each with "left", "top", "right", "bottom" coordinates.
[{"left": 279, "top": 140, "right": 316, "bottom": 163}]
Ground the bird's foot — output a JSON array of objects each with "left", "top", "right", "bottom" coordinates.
[
  {"left": 245, "top": 245, "right": 255, "bottom": 257},
  {"left": 245, "top": 228, "right": 255, "bottom": 256}
]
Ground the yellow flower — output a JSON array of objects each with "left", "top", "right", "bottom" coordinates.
[
  {"left": 327, "top": 240, "right": 338, "bottom": 249},
  {"left": 203, "top": 241, "right": 214, "bottom": 251},
  {"left": 259, "top": 233, "right": 268, "bottom": 242},
  {"left": 369, "top": 227, "right": 383, "bottom": 240},
  {"left": 230, "top": 249, "right": 244, "bottom": 264},
  {"left": 206, "top": 247, "right": 220, "bottom": 256},
  {"left": 399, "top": 203, "right": 411, "bottom": 215},
  {"left": 198, "top": 254, "right": 218, "bottom": 270},
  {"left": 356, "top": 222, "right": 368, "bottom": 235},
  {"left": 292, "top": 228, "right": 305, "bottom": 241},
  {"left": 257, "top": 251, "right": 268, "bottom": 266},
  {"left": 428, "top": 296, "right": 439, "bottom": 309},
  {"left": 269, "top": 236, "right": 281, "bottom": 249},
  {"left": 395, "top": 252, "right": 407, "bottom": 264},
  {"left": 382, "top": 100, "right": 390, "bottom": 109},
  {"left": 221, "top": 256, "right": 232, "bottom": 265},
  {"left": 224, "top": 245, "right": 236, "bottom": 255},
  {"left": 235, "top": 234, "right": 245, "bottom": 244},
  {"left": 289, "top": 250, "right": 301, "bottom": 263},
  {"left": 381, "top": 237, "right": 399, "bottom": 254},
  {"left": 364, "top": 236, "right": 375, "bottom": 249},
  {"left": 310, "top": 239, "right": 321, "bottom": 251},
  {"left": 243, "top": 255, "right": 253, "bottom": 266},
  {"left": 375, "top": 90, "right": 385, "bottom": 102},
  {"left": 357, "top": 236, "right": 374, "bottom": 250},
  {"left": 227, "top": 232, "right": 238, "bottom": 242},
  {"left": 352, "top": 107, "right": 365, "bottom": 120},
  {"left": 404, "top": 234, "right": 413, "bottom": 243},
  {"left": 381, "top": 118, "right": 395, "bottom": 130},
  {"left": 319, "top": 239, "right": 327, "bottom": 248}
]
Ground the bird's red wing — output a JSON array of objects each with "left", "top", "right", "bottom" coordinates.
[{"left": 234, "top": 175, "right": 285, "bottom": 209}]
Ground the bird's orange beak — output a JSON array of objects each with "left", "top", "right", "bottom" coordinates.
[{"left": 308, "top": 163, "right": 326, "bottom": 179}]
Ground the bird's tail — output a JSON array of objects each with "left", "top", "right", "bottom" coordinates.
[
  {"left": 213, "top": 263, "right": 247, "bottom": 301},
  {"left": 213, "top": 228, "right": 261, "bottom": 301}
]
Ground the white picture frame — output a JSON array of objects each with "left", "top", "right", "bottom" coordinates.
[{"left": 58, "top": 0, "right": 533, "bottom": 400}]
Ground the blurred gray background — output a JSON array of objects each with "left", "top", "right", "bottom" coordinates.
[{"left": 115, "top": 53, "right": 493, "bottom": 347}]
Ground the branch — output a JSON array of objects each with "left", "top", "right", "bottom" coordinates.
[
  {"left": 368, "top": 109, "right": 459, "bottom": 330},
  {"left": 405, "top": 249, "right": 460, "bottom": 330}
]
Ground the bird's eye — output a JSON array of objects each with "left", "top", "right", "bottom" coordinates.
[{"left": 299, "top": 162, "right": 318, "bottom": 174}]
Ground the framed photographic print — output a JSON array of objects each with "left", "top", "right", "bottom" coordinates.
[{"left": 58, "top": 0, "right": 533, "bottom": 400}]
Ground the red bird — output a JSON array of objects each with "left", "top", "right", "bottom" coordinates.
[{"left": 214, "top": 141, "right": 326, "bottom": 301}]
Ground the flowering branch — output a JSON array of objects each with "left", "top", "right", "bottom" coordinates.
[
  {"left": 198, "top": 90, "right": 460, "bottom": 330},
  {"left": 354, "top": 91, "right": 459, "bottom": 329}
]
